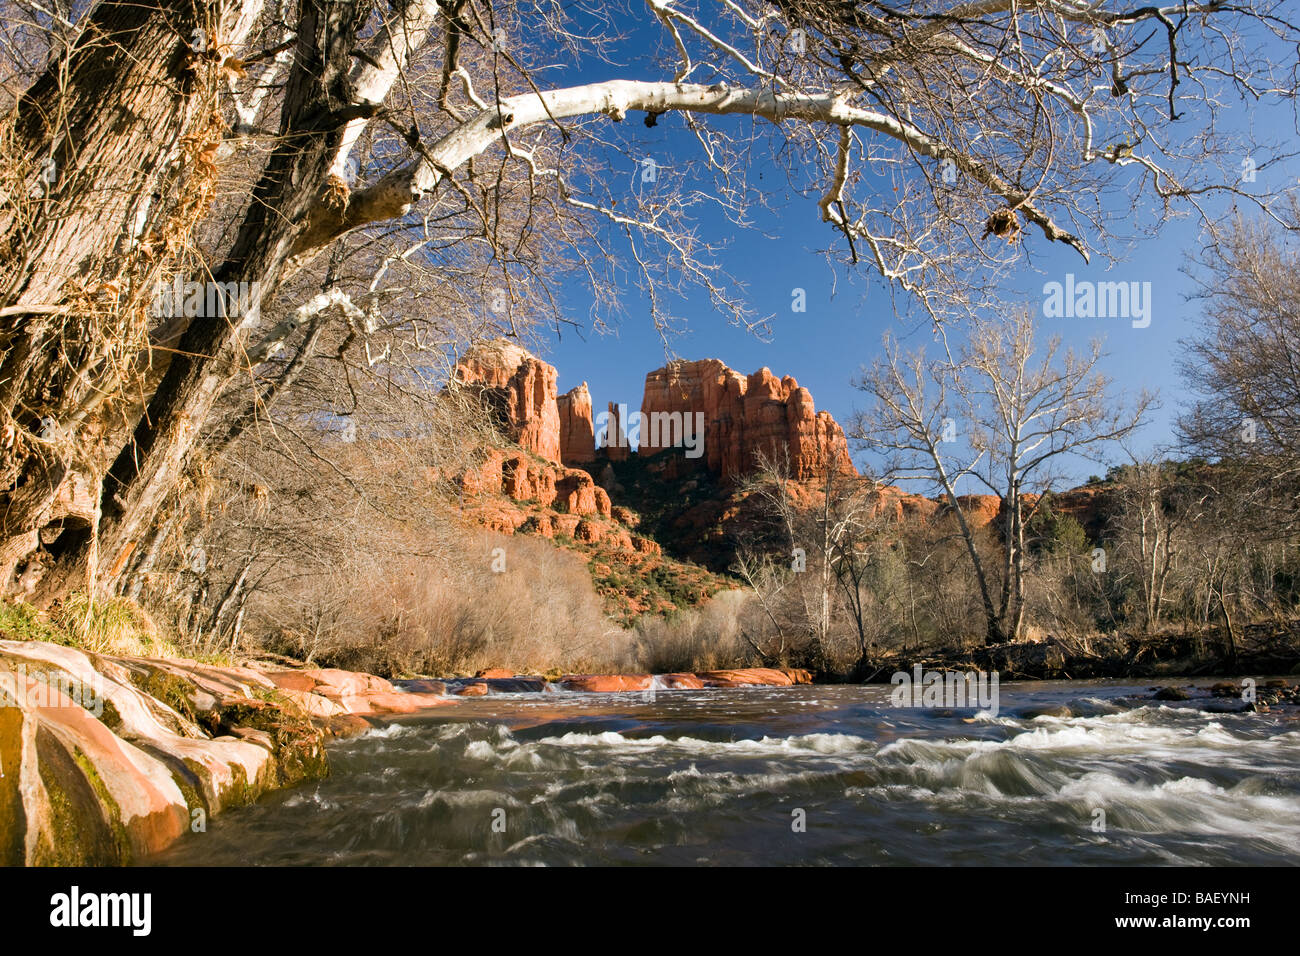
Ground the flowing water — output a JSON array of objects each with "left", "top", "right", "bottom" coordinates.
[{"left": 154, "top": 680, "right": 1300, "bottom": 866}]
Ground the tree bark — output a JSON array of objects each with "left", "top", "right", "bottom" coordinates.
[
  {"left": 91, "top": 0, "right": 375, "bottom": 594},
  {"left": 0, "top": 0, "right": 265, "bottom": 596}
]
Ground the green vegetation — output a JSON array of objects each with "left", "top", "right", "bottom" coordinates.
[
  {"left": 0, "top": 594, "right": 178, "bottom": 659},
  {"left": 588, "top": 554, "right": 730, "bottom": 623},
  {"left": 586, "top": 451, "right": 734, "bottom": 569},
  {"left": 0, "top": 599, "right": 72, "bottom": 646}
]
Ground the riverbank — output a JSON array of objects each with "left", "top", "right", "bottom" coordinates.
[
  {"left": 7, "top": 617, "right": 1297, "bottom": 866},
  {"left": 0, "top": 635, "right": 812, "bottom": 865},
  {"left": 853, "top": 623, "right": 1300, "bottom": 683}
]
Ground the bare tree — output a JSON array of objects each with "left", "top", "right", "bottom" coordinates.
[
  {"left": 853, "top": 310, "right": 1152, "bottom": 644},
  {"left": 1104, "top": 458, "right": 1196, "bottom": 631},
  {"left": 733, "top": 446, "right": 880, "bottom": 667},
  {"left": 1179, "top": 205, "right": 1300, "bottom": 537},
  {"left": 1, "top": 0, "right": 1295, "bottom": 607}
]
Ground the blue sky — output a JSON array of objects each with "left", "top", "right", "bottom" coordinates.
[{"left": 523, "top": 6, "right": 1297, "bottom": 486}]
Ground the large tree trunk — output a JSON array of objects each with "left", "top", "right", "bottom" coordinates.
[
  {"left": 0, "top": 0, "right": 266, "bottom": 596},
  {"left": 94, "top": 0, "right": 375, "bottom": 594}
]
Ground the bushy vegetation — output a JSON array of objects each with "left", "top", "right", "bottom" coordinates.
[
  {"left": 255, "top": 532, "right": 633, "bottom": 678},
  {"left": 727, "top": 459, "right": 1300, "bottom": 679},
  {"left": 588, "top": 554, "right": 731, "bottom": 623},
  {"left": 631, "top": 590, "right": 751, "bottom": 673}
]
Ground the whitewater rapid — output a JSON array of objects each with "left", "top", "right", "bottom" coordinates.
[{"left": 153, "top": 681, "right": 1300, "bottom": 866}]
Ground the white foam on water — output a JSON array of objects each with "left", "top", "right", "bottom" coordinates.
[
  {"left": 861, "top": 707, "right": 1300, "bottom": 855},
  {"left": 464, "top": 740, "right": 499, "bottom": 760},
  {"left": 281, "top": 790, "right": 341, "bottom": 811},
  {"left": 1055, "top": 769, "right": 1300, "bottom": 852},
  {"left": 360, "top": 722, "right": 423, "bottom": 740},
  {"left": 532, "top": 730, "right": 876, "bottom": 755}
]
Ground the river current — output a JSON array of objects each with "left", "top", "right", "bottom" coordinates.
[{"left": 154, "top": 680, "right": 1300, "bottom": 866}]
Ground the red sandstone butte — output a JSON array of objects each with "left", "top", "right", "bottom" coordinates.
[
  {"left": 558, "top": 382, "right": 596, "bottom": 464},
  {"left": 639, "top": 359, "right": 855, "bottom": 482},
  {"left": 454, "top": 339, "right": 562, "bottom": 462}
]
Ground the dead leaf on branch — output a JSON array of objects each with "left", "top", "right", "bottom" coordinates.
[{"left": 982, "top": 207, "right": 1021, "bottom": 243}]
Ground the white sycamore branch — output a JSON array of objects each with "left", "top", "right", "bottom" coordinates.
[{"left": 287, "top": 78, "right": 1088, "bottom": 272}]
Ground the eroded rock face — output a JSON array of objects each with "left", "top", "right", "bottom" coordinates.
[
  {"left": 462, "top": 450, "right": 610, "bottom": 517},
  {"left": 1046, "top": 486, "right": 1108, "bottom": 539},
  {"left": 639, "top": 359, "right": 855, "bottom": 482},
  {"left": 557, "top": 383, "right": 596, "bottom": 465},
  {"left": 455, "top": 339, "right": 562, "bottom": 462},
  {"left": 0, "top": 640, "right": 483, "bottom": 865},
  {"left": 954, "top": 495, "right": 1003, "bottom": 530},
  {"left": 935, "top": 488, "right": 1108, "bottom": 536},
  {"left": 0, "top": 641, "right": 330, "bottom": 865},
  {"left": 456, "top": 446, "right": 660, "bottom": 554}
]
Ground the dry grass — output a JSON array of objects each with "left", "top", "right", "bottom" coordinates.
[
  {"left": 0, "top": 594, "right": 178, "bottom": 658},
  {"left": 52, "top": 594, "right": 179, "bottom": 658},
  {"left": 631, "top": 590, "right": 752, "bottom": 673},
  {"left": 255, "top": 530, "right": 635, "bottom": 677}
]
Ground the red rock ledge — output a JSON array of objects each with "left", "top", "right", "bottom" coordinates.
[{"left": 449, "top": 667, "right": 814, "bottom": 695}]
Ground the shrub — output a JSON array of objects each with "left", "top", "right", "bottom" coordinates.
[
  {"left": 254, "top": 530, "right": 633, "bottom": 677},
  {"left": 632, "top": 590, "right": 750, "bottom": 672}
]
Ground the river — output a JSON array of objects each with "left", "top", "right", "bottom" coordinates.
[{"left": 152, "top": 679, "right": 1300, "bottom": 866}]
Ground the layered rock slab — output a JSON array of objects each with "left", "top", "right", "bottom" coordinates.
[
  {"left": 455, "top": 339, "right": 563, "bottom": 462},
  {"left": 0, "top": 642, "right": 461, "bottom": 865}
]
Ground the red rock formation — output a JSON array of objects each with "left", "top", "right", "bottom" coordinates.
[
  {"left": 639, "top": 359, "right": 855, "bottom": 482},
  {"left": 1047, "top": 486, "right": 1107, "bottom": 538},
  {"left": 697, "top": 667, "right": 813, "bottom": 687},
  {"left": 938, "top": 488, "right": 1107, "bottom": 537},
  {"left": 954, "top": 494, "right": 1003, "bottom": 530},
  {"left": 502, "top": 454, "right": 558, "bottom": 506},
  {"left": 454, "top": 339, "right": 561, "bottom": 462},
  {"left": 557, "top": 674, "right": 654, "bottom": 692},
  {"left": 558, "top": 383, "right": 596, "bottom": 465},
  {"left": 602, "top": 401, "right": 631, "bottom": 461},
  {"left": 661, "top": 673, "right": 705, "bottom": 689},
  {"left": 460, "top": 449, "right": 609, "bottom": 516},
  {"left": 0, "top": 640, "right": 495, "bottom": 863}
]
